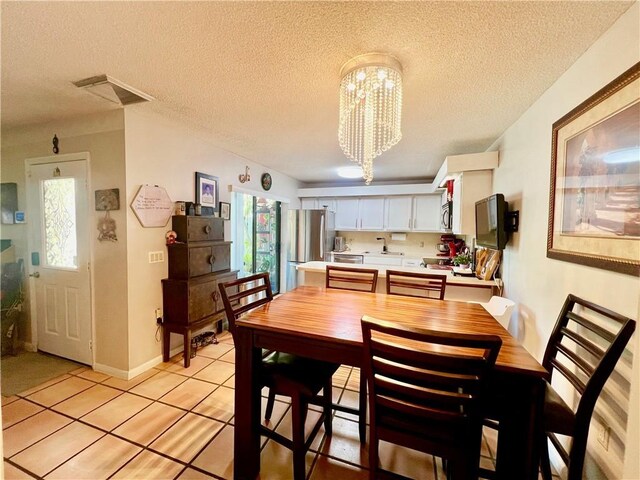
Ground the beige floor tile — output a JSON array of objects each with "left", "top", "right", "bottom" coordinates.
[
  {"left": 191, "top": 424, "right": 234, "bottom": 478},
  {"left": 316, "top": 416, "right": 368, "bottom": 467},
  {"left": 218, "top": 349, "right": 235, "bottom": 363},
  {"left": 111, "top": 449, "right": 185, "bottom": 479},
  {"left": 310, "top": 454, "right": 369, "bottom": 479},
  {"left": 258, "top": 439, "right": 316, "bottom": 480},
  {"left": 102, "top": 368, "right": 158, "bottom": 391},
  {"left": 275, "top": 406, "right": 325, "bottom": 451},
  {"left": 3, "top": 410, "right": 72, "bottom": 457},
  {"left": 3, "top": 461, "right": 35, "bottom": 479},
  {"left": 11, "top": 422, "right": 104, "bottom": 477},
  {"left": 2, "top": 395, "right": 20, "bottom": 406},
  {"left": 2, "top": 399, "right": 44, "bottom": 428},
  {"left": 193, "top": 360, "right": 236, "bottom": 384},
  {"left": 377, "top": 440, "right": 438, "bottom": 479},
  {"left": 346, "top": 368, "right": 361, "bottom": 391},
  {"left": 223, "top": 375, "right": 235, "bottom": 388},
  {"left": 25, "top": 377, "right": 95, "bottom": 407},
  {"left": 165, "top": 355, "right": 214, "bottom": 376},
  {"left": 81, "top": 392, "right": 152, "bottom": 431},
  {"left": 176, "top": 467, "right": 213, "bottom": 479},
  {"left": 217, "top": 331, "right": 234, "bottom": 345},
  {"left": 160, "top": 378, "right": 216, "bottom": 410},
  {"left": 193, "top": 385, "right": 235, "bottom": 422},
  {"left": 150, "top": 412, "right": 224, "bottom": 462},
  {"left": 52, "top": 384, "right": 122, "bottom": 418},
  {"left": 17, "top": 374, "right": 71, "bottom": 397},
  {"left": 129, "top": 371, "right": 187, "bottom": 399},
  {"left": 69, "top": 367, "right": 90, "bottom": 375},
  {"left": 75, "top": 369, "right": 111, "bottom": 383},
  {"left": 45, "top": 434, "right": 141, "bottom": 479},
  {"left": 113, "top": 402, "right": 185, "bottom": 445},
  {"left": 194, "top": 342, "right": 234, "bottom": 360},
  {"left": 332, "top": 366, "right": 352, "bottom": 388}
]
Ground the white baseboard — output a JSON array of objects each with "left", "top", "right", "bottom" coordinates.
[{"left": 94, "top": 346, "right": 184, "bottom": 380}]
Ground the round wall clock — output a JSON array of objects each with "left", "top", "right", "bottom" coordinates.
[{"left": 261, "top": 173, "right": 272, "bottom": 191}]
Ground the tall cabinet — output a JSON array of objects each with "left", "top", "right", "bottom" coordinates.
[{"left": 162, "top": 216, "right": 238, "bottom": 367}]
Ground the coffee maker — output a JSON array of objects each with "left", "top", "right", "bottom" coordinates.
[{"left": 334, "top": 236, "right": 346, "bottom": 252}]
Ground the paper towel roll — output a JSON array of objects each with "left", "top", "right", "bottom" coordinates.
[{"left": 390, "top": 233, "right": 407, "bottom": 241}]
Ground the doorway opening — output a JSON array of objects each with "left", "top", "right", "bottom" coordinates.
[{"left": 236, "top": 194, "right": 281, "bottom": 294}]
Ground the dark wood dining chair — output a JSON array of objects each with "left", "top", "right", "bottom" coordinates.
[
  {"left": 361, "top": 315, "right": 502, "bottom": 480},
  {"left": 326, "top": 265, "right": 378, "bottom": 292},
  {"left": 537, "top": 294, "right": 636, "bottom": 480},
  {"left": 218, "top": 272, "right": 338, "bottom": 480},
  {"left": 386, "top": 269, "right": 446, "bottom": 299},
  {"left": 325, "top": 265, "right": 378, "bottom": 443}
]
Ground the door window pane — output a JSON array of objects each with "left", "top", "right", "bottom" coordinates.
[{"left": 43, "top": 178, "right": 77, "bottom": 268}]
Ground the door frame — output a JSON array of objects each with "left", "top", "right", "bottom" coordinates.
[{"left": 25, "top": 152, "right": 95, "bottom": 366}]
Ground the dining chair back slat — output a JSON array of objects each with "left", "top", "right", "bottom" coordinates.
[
  {"left": 386, "top": 270, "right": 446, "bottom": 299},
  {"left": 326, "top": 265, "right": 378, "bottom": 292},
  {"left": 219, "top": 272, "right": 273, "bottom": 335}
]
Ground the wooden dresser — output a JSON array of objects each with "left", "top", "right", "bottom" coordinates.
[{"left": 162, "top": 215, "right": 238, "bottom": 367}]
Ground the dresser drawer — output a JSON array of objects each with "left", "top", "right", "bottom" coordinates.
[
  {"left": 172, "top": 216, "right": 223, "bottom": 242},
  {"left": 168, "top": 242, "right": 231, "bottom": 279},
  {"left": 162, "top": 271, "right": 238, "bottom": 326}
]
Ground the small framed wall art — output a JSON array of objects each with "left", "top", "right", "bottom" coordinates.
[
  {"left": 195, "top": 172, "right": 219, "bottom": 214},
  {"left": 219, "top": 202, "right": 231, "bottom": 221}
]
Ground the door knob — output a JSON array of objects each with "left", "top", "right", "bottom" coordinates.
[{"left": 29, "top": 272, "right": 40, "bottom": 278}]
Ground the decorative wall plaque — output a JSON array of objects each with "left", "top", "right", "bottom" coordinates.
[{"left": 130, "top": 185, "right": 173, "bottom": 227}]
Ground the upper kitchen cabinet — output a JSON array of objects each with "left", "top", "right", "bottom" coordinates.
[
  {"left": 300, "top": 198, "right": 337, "bottom": 211},
  {"left": 384, "top": 195, "right": 441, "bottom": 232},
  {"left": 334, "top": 197, "right": 384, "bottom": 230},
  {"left": 451, "top": 170, "right": 492, "bottom": 235}
]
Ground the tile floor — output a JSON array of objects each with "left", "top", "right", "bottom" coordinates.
[{"left": 2, "top": 333, "right": 558, "bottom": 479}]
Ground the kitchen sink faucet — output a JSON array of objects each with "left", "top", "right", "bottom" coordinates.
[{"left": 376, "top": 237, "right": 388, "bottom": 252}]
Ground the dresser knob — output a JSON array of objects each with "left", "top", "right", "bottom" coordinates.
[
  {"left": 204, "top": 225, "right": 211, "bottom": 234},
  {"left": 212, "top": 291, "right": 219, "bottom": 301},
  {"left": 209, "top": 255, "right": 216, "bottom": 265}
]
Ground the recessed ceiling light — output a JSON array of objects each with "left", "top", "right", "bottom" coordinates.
[{"left": 337, "top": 165, "right": 363, "bottom": 179}]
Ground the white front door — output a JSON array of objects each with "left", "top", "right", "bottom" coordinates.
[{"left": 26, "top": 158, "right": 92, "bottom": 364}]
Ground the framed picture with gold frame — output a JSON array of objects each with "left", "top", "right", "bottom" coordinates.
[{"left": 546, "top": 62, "right": 639, "bottom": 277}]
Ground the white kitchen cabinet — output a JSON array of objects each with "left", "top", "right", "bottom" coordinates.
[
  {"left": 412, "top": 195, "right": 441, "bottom": 231},
  {"left": 363, "top": 255, "right": 403, "bottom": 266},
  {"left": 385, "top": 196, "right": 414, "bottom": 230},
  {"left": 359, "top": 197, "right": 385, "bottom": 230},
  {"left": 451, "top": 170, "right": 492, "bottom": 235},
  {"left": 334, "top": 197, "right": 384, "bottom": 231},
  {"left": 300, "top": 198, "right": 336, "bottom": 211},
  {"left": 300, "top": 198, "right": 318, "bottom": 209},
  {"left": 383, "top": 194, "right": 441, "bottom": 232},
  {"left": 335, "top": 198, "right": 360, "bottom": 229}
]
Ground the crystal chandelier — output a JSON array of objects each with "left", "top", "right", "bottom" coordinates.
[{"left": 338, "top": 53, "right": 403, "bottom": 184}]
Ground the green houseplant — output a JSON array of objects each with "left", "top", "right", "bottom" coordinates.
[{"left": 453, "top": 252, "right": 472, "bottom": 268}]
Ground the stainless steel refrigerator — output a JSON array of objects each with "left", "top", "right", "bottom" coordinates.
[{"left": 287, "top": 209, "right": 335, "bottom": 290}]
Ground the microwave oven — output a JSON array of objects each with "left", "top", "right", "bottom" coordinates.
[{"left": 441, "top": 201, "right": 453, "bottom": 230}]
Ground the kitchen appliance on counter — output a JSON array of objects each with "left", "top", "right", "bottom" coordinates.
[
  {"left": 436, "top": 234, "right": 465, "bottom": 265},
  {"left": 287, "top": 209, "right": 335, "bottom": 290},
  {"left": 334, "top": 236, "right": 346, "bottom": 252}
]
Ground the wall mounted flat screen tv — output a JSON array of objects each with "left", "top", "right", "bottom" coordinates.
[{"left": 475, "top": 194, "right": 508, "bottom": 249}]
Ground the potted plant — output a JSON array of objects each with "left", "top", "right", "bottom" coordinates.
[{"left": 453, "top": 252, "right": 472, "bottom": 269}]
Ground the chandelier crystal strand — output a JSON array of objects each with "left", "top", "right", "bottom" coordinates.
[{"left": 338, "top": 54, "right": 402, "bottom": 184}]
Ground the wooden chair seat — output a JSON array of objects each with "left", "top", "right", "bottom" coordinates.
[{"left": 219, "top": 272, "right": 337, "bottom": 480}]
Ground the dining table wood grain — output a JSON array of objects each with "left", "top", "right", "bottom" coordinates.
[{"left": 233, "top": 286, "right": 548, "bottom": 480}]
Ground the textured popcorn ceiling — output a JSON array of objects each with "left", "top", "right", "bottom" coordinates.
[{"left": 1, "top": 1, "right": 634, "bottom": 183}]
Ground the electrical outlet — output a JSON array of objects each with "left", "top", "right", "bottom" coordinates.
[
  {"left": 597, "top": 423, "right": 610, "bottom": 451},
  {"left": 155, "top": 308, "right": 163, "bottom": 324},
  {"left": 419, "top": 241, "right": 424, "bottom": 248}
]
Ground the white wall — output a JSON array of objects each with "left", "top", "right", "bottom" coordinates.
[
  {"left": 123, "top": 107, "right": 301, "bottom": 371},
  {"left": 0, "top": 110, "right": 129, "bottom": 372},
  {"left": 489, "top": 4, "right": 639, "bottom": 478}
]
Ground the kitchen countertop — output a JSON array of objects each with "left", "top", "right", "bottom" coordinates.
[{"left": 297, "top": 261, "right": 496, "bottom": 287}]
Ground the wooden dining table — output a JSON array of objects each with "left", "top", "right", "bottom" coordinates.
[{"left": 233, "top": 286, "right": 549, "bottom": 480}]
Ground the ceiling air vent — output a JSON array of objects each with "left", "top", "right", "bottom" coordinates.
[{"left": 73, "top": 74, "right": 154, "bottom": 105}]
